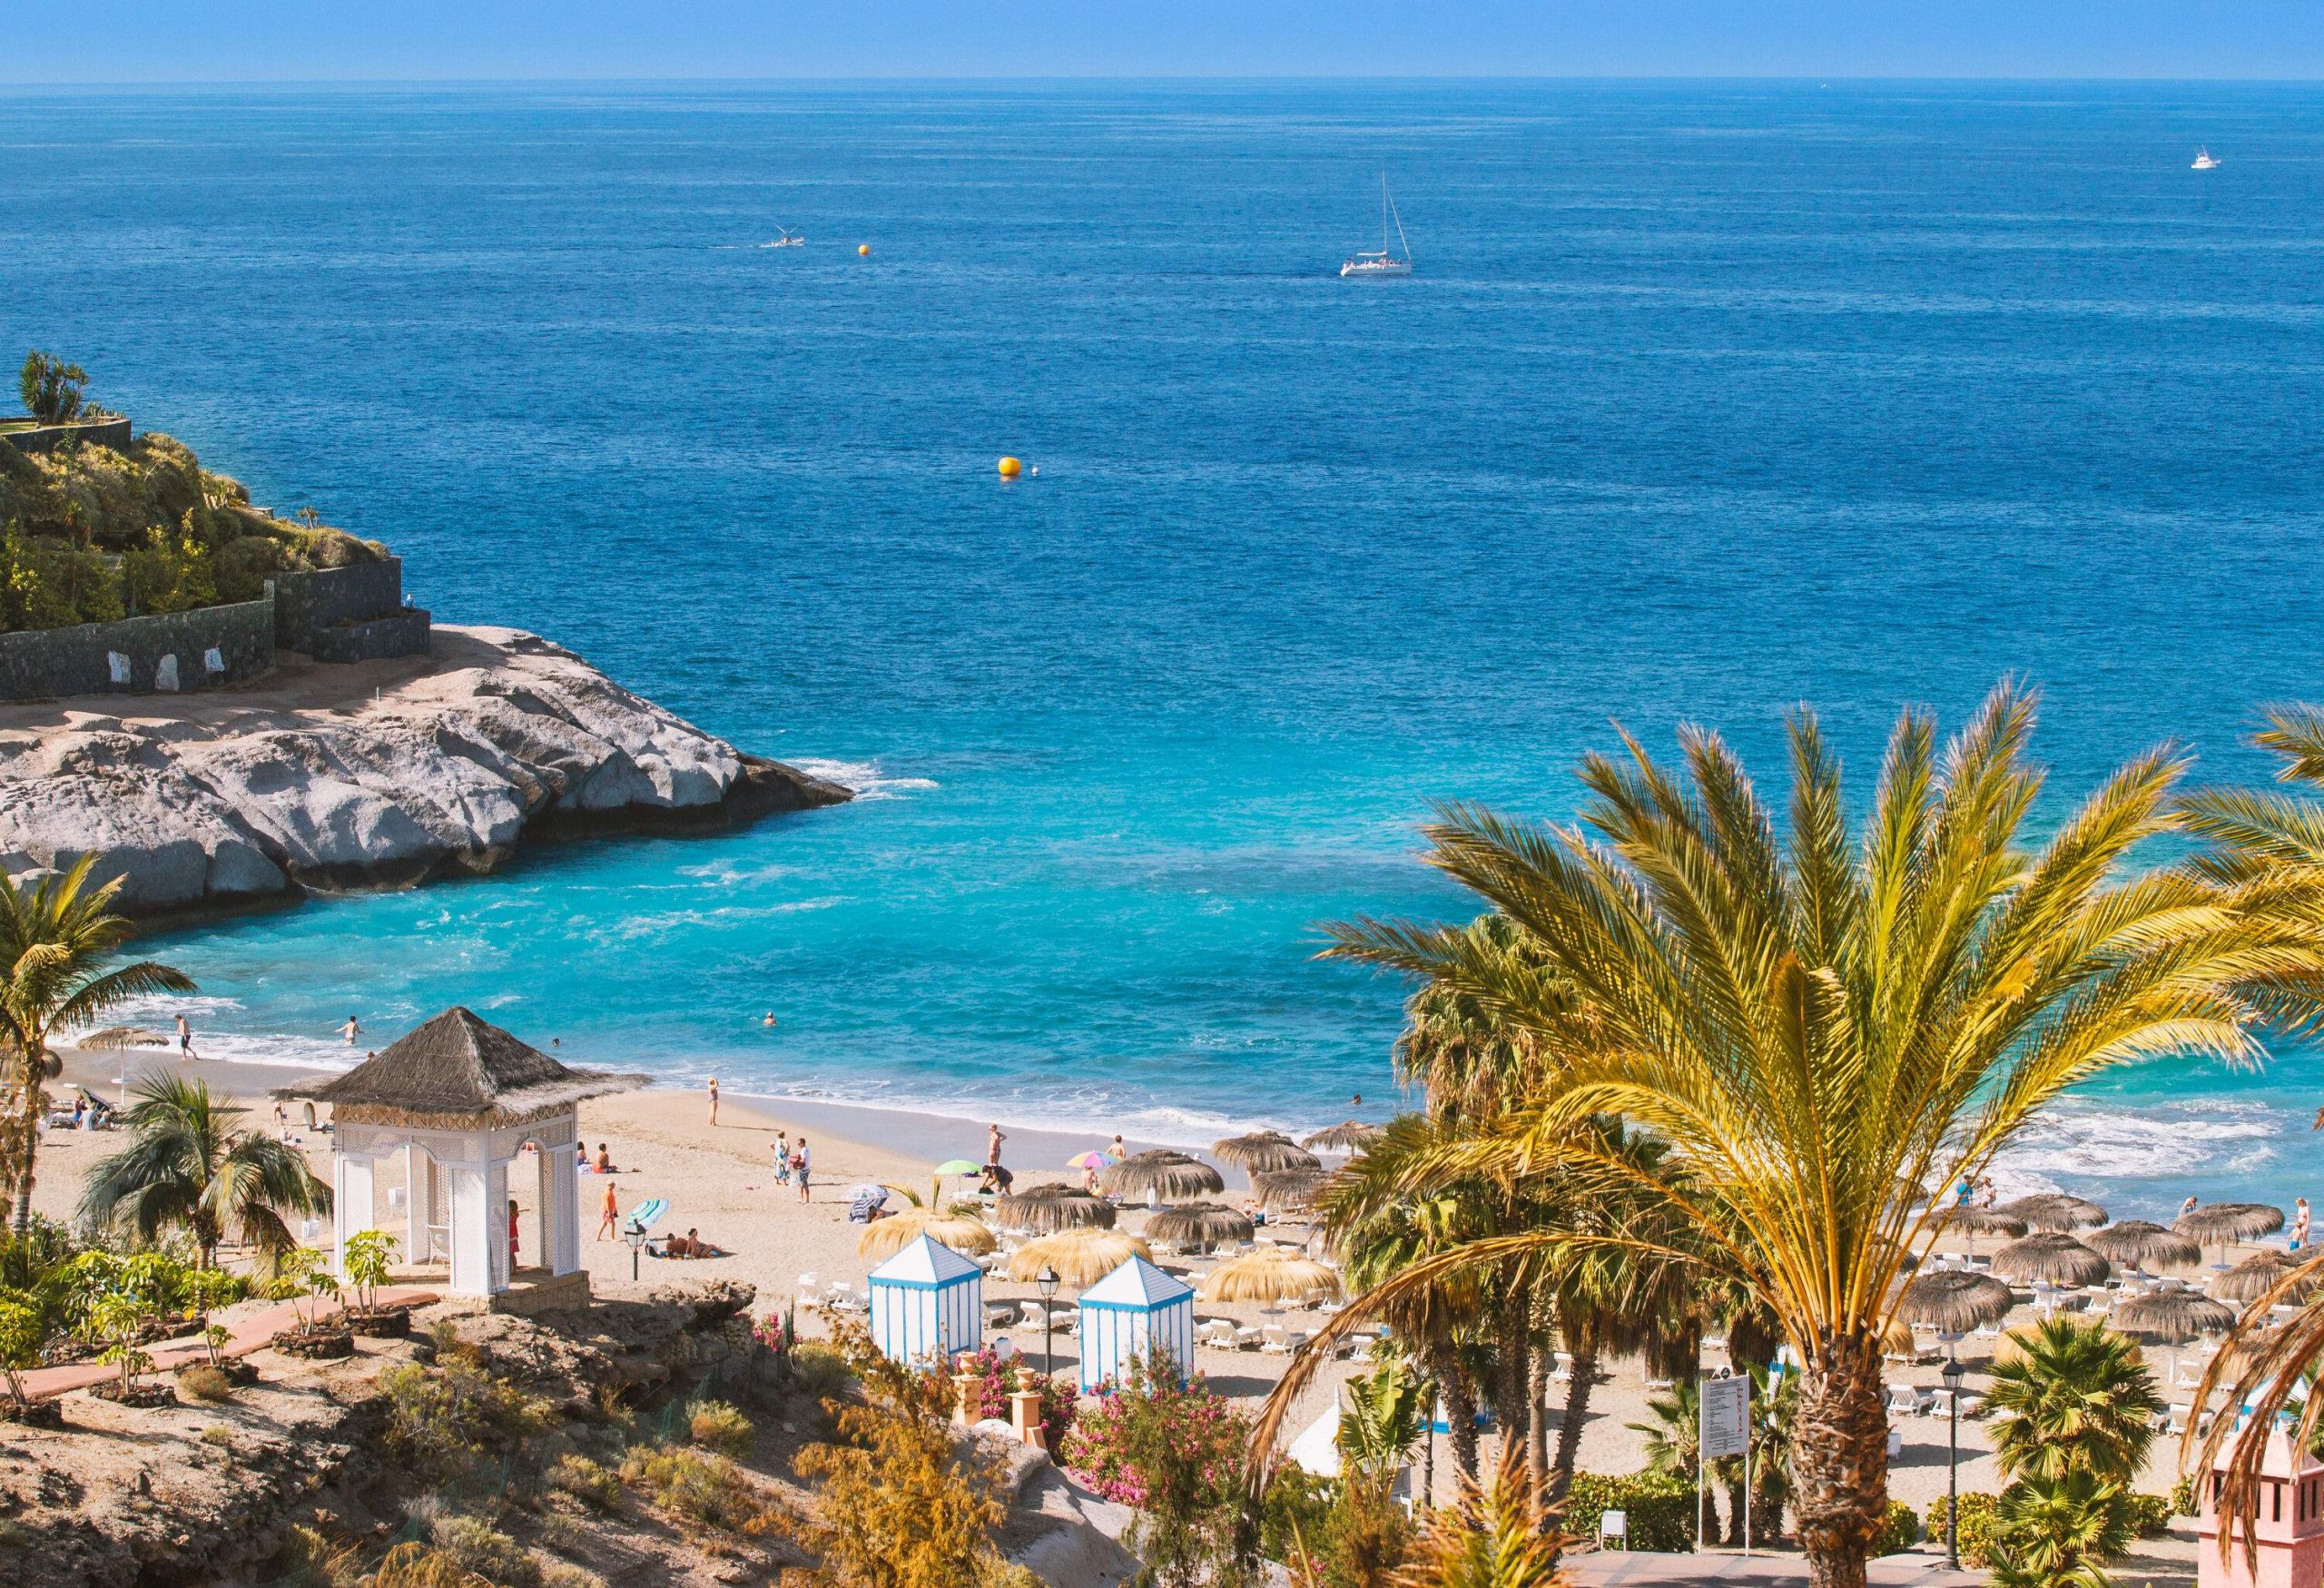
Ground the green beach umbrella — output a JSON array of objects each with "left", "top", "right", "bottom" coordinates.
[{"left": 934, "top": 1159, "right": 981, "bottom": 1177}]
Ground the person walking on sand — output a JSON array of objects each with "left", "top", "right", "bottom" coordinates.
[
  {"left": 793, "top": 1138, "right": 811, "bottom": 1203},
  {"left": 707, "top": 1076, "right": 720, "bottom": 1126},
  {"left": 988, "top": 1122, "right": 1007, "bottom": 1167},
  {"left": 176, "top": 1014, "right": 198, "bottom": 1061},
  {"left": 773, "top": 1130, "right": 791, "bottom": 1185},
  {"left": 339, "top": 1014, "right": 361, "bottom": 1045},
  {"left": 596, "top": 1179, "right": 620, "bottom": 1241},
  {"left": 2293, "top": 1197, "right": 2311, "bottom": 1251}
]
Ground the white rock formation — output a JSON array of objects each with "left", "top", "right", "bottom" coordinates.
[{"left": 0, "top": 626, "right": 849, "bottom": 915}]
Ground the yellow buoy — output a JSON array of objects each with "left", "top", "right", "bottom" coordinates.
[
  {"left": 857, "top": 243, "right": 872, "bottom": 257},
  {"left": 997, "top": 456, "right": 1023, "bottom": 479}
]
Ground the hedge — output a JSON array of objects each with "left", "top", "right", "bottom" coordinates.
[
  {"left": 1561, "top": 1470, "right": 1698, "bottom": 1553},
  {"left": 1925, "top": 1492, "right": 2002, "bottom": 1570}
]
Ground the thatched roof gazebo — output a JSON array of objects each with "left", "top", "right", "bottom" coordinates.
[
  {"left": 1212, "top": 1132, "right": 1321, "bottom": 1175},
  {"left": 1147, "top": 1202, "right": 1254, "bottom": 1253},
  {"left": 993, "top": 1182, "right": 1117, "bottom": 1234},
  {"left": 1898, "top": 1270, "right": 2014, "bottom": 1334},
  {"left": 1099, "top": 1150, "right": 1225, "bottom": 1205},
  {"left": 1991, "top": 1232, "right": 2110, "bottom": 1287},
  {"left": 282, "top": 1007, "right": 643, "bottom": 1303},
  {"left": 2084, "top": 1220, "right": 2201, "bottom": 1274},
  {"left": 1251, "top": 1168, "right": 1330, "bottom": 1214},
  {"left": 1302, "top": 1121, "right": 1382, "bottom": 1154},
  {"left": 1997, "top": 1193, "right": 2109, "bottom": 1233}
]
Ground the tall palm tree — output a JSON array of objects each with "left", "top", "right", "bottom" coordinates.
[
  {"left": 1, "top": 858, "right": 195, "bottom": 1235},
  {"left": 77, "top": 1074, "right": 328, "bottom": 1268},
  {"left": 1264, "top": 683, "right": 2299, "bottom": 1588}
]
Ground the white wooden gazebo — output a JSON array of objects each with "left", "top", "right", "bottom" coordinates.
[{"left": 283, "top": 1007, "right": 642, "bottom": 1310}]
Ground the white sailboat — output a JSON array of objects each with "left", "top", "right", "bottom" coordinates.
[
  {"left": 2191, "top": 147, "right": 2221, "bottom": 171},
  {"left": 1340, "top": 175, "right": 1413, "bottom": 279}
]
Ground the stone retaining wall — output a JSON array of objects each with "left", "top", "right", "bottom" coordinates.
[
  {"left": 0, "top": 416, "right": 133, "bottom": 456},
  {"left": 307, "top": 606, "right": 433, "bottom": 664},
  {"left": 0, "top": 594, "right": 275, "bottom": 701},
  {"left": 273, "top": 557, "right": 428, "bottom": 658}
]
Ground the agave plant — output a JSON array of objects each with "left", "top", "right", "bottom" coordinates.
[{"left": 1393, "top": 1476, "right": 1568, "bottom": 1588}]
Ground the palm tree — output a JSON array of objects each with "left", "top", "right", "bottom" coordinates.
[
  {"left": 1264, "top": 683, "right": 2299, "bottom": 1588},
  {"left": 1984, "top": 1316, "right": 2161, "bottom": 1485},
  {"left": 1, "top": 858, "right": 195, "bottom": 1235},
  {"left": 77, "top": 1074, "right": 328, "bottom": 1268},
  {"left": 1989, "top": 1468, "right": 2130, "bottom": 1588}
]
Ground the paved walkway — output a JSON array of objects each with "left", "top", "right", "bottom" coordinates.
[
  {"left": 18, "top": 1285, "right": 440, "bottom": 1402},
  {"left": 1567, "top": 1551, "right": 1981, "bottom": 1585}
]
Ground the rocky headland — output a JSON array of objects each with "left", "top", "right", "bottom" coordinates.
[{"left": 0, "top": 626, "right": 852, "bottom": 917}]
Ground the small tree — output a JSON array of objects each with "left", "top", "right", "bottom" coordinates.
[
  {"left": 86, "top": 1290, "right": 154, "bottom": 1397},
  {"left": 342, "top": 1228, "right": 399, "bottom": 1313},
  {"left": 18, "top": 351, "right": 86, "bottom": 425},
  {"left": 273, "top": 1248, "right": 340, "bottom": 1328},
  {"left": 0, "top": 1296, "right": 50, "bottom": 1414},
  {"left": 180, "top": 1265, "right": 241, "bottom": 1369}
]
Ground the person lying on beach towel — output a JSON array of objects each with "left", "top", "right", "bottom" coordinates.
[{"left": 657, "top": 1228, "right": 729, "bottom": 1259}]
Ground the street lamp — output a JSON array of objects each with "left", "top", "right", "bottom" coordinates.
[
  {"left": 1036, "top": 1265, "right": 1061, "bottom": 1380},
  {"left": 1941, "top": 1348, "right": 1967, "bottom": 1568},
  {"left": 624, "top": 1218, "right": 649, "bottom": 1281}
]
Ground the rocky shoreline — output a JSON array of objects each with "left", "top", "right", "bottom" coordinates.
[{"left": 0, "top": 626, "right": 852, "bottom": 918}]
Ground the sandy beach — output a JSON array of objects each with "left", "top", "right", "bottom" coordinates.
[{"left": 36, "top": 1047, "right": 2225, "bottom": 1547}]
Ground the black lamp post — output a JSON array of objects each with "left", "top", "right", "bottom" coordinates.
[
  {"left": 1941, "top": 1350, "right": 1967, "bottom": 1568},
  {"left": 623, "top": 1218, "right": 648, "bottom": 1281},
  {"left": 1036, "top": 1265, "right": 1061, "bottom": 1380}
]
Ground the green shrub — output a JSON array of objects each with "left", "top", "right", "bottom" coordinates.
[
  {"left": 1561, "top": 1470, "right": 1698, "bottom": 1553},
  {"left": 200, "top": 1424, "right": 234, "bottom": 1447},
  {"left": 180, "top": 1365, "right": 234, "bottom": 1402},
  {"left": 688, "top": 1398, "right": 754, "bottom": 1458},
  {"left": 2171, "top": 1472, "right": 2199, "bottom": 1516},
  {"left": 1925, "top": 1492, "right": 2002, "bottom": 1570},
  {"left": 790, "top": 1338, "right": 856, "bottom": 1403},
  {"left": 1259, "top": 1465, "right": 1334, "bottom": 1563},
  {"left": 122, "top": 525, "right": 217, "bottom": 615},
  {"left": 430, "top": 1514, "right": 539, "bottom": 1588},
  {"left": 547, "top": 1453, "right": 623, "bottom": 1512},
  {"left": 379, "top": 1341, "right": 553, "bottom": 1482},
  {"left": 623, "top": 1445, "right": 770, "bottom": 1534},
  {"left": 1870, "top": 1496, "right": 1920, "bottom": 1555},
  {"left": 2122, "top": 1490, "right": 2173, "bottom": 1538}
]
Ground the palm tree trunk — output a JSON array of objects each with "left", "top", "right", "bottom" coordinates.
[
  {"left": 1792, "top": 1330, "right": 1887, "bottom": 1588},
  {"left": 1527, "top": 1340, "right": 1551, "bottom": 1524},
  {"left": 1443, "top": 1363, "right": 1480, "bottom": 1484},
  {"left": 1495, "top": 1342, "right": 1528, "bottom": 1487},
  {"left": 1545, "top": 1344, "right": 1597, "bottom": 1510}
]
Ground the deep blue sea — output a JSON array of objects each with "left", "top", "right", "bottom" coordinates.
[{"left": 5, "top": 81, "right": 2321, "bottom": 1217}]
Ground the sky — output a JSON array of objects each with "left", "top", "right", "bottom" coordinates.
[{"left": 0, "top": 1, "right": 2318, "bottom": 82}]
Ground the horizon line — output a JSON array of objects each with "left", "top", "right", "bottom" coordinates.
[{"left": 5, "top": 73, "right": 2324, "bottom": 90}]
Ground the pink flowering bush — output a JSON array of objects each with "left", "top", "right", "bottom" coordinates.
[
  {"left": 1059, "top": 1353, "right": 1250, "bottom": 1507},
  {"left": 946, "top": 1346, "right": 1077, "bottom": 1450}
]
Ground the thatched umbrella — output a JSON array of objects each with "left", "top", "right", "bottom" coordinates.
[
  {"left": 1251, "top": 1168, "right": 1330, "bottom": 1214},
  {"left": 1899, "top": 1270, "right": 2014, "bottom": 1334},
  {"left": 857, "top": 1208, "right": 998, "bottom": 1261},
  {"left": 1212, "top": 1132, "right": 1321, "bottom": 1175},
  {"left": 1147, "top": 1202, "right": 1254, "bottom": 1252},
  {"left": 1997, "top": 1194, "right": 2109, "bottom": 1233},
  {"left": 1004, "top": 1228, "right": 1152, "bottom": 1287},
  {"left": 2085, "top": 1220, "right": 2201, "bottom": 1275},
  {"left": 2175, "top": 1203, "right": 2286, "bottom": 1268},
  {"left": 1100, "top": 1150, "right": 1225, "bottom": 1204},
  {"left": 2211, "top": 1248, "right": 2319, "bottom": 1307},
  {"left": 1992, "top": 1232, "right": 2110, "bottom": 1287},
  {"left": 1199, "top": 1244, "right": 1343, "bottom": 1307},
  {"left": 77, "top": 1025, "right": 170, "bottom": 1050},
  {"left": 1927, "top": 1207, "right": 2028, "bottom": 1258},
  {"left": 993, "top": 1182, "right": 1117, "bottom": 1234},
  {"left": 2112, "top": 1289, "right": 2236, "bottom": 1389},
  {"left": 1878, "top": 1316, "right": 1916, "bottom": 1356},
  {"left": 1303, "top": 1121, "right": 1382, "bottom": 1154}
]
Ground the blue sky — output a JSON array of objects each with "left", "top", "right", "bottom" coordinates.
[{"left": 1, "top": 1, "right": 2317, "bottom": 82}]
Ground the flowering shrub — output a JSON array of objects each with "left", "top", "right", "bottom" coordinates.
[{"left": 1059, "top": 1353, "right": 1256, "bottom": 1585}]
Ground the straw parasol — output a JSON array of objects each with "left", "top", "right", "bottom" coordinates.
[
  {"left": 2211, "top": 1248, "right": 2319, "bottom": 1307},
  {"left": 1100, "top": 1150, "right": 1225, "bottom": 1203},
  {"left": 1251, "top": 1168, "right": 1330, "bottom": 1214},
  {"left": 1147, "top": 1202, "right": 1255, "bottom": 1251},
  {"left": 2112, "top": 1289, "right": 2236, "bottom": 1389},
  {"left": 1199, "top": 1244, "right": 1344, "bottom": 1307},
  {"left": 1302, "top": 1121, "right": 1383, "bottom": 1154},
  {"left": 1991, "top": 1232, "right": 2111, "bottom": 1287},
  {"left": 1005, "top": 1228, "right": 1152, "bottom": 1287},
  {"left": 1878, "top": 1316, "right": 1916, "bottom": 1356},
  {"left": 1926, "top": 1207, "right": 2028, "bottom": 1257},
  {"left": 1212, "top": 1132, "right": 1321, "bottom": 1174},
  {"left": 1997, "top": 1193, "right": 2109, "bottom": 1233},
  {"left": 2085, "top": 1220, "right": 2202, "bottom": 1274},
  {"left": 857, "top": 1208, "right": 998, "bottom": 1261},
  {"left": 993, "top": 1182, "right": 1117, "bottom": 1234},
  {"left": 2175, "top": 1203, "right": 2286, "bottom": 1268},
  {"left": 1899, "top": 1270, "right": 2014, "bottom": 1333},
  {"left": 77, "top": 1025, "right": 170, "bottom": 1050}
]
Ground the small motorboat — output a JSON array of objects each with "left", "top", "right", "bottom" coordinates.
[{"left": 2191, "top": 148, "right": 2221, "bottom": 171}]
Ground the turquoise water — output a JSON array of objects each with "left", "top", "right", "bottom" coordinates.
[{"left": 5, "top": 82, "right": 2322, "bottom": 1216}]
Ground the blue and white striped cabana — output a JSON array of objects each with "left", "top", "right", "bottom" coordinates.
[
  {"left": 1077, "top": 1255, "right": 1195, "bottom": 1393},
  {"left": 867, "top": 1233, "right": 983, "bottom": 1365}
]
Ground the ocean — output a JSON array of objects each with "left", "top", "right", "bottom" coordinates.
[{"left": 5, "top": 80, "right": 2320, "bottom": 1218}]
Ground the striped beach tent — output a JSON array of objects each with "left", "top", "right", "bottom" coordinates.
[
  {"left": 1077, "top": 1255, "right": 1195, "bottom": 1393},
  {"left": 867, "top": 1232, "right": 983, "bottom": 1365}
]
